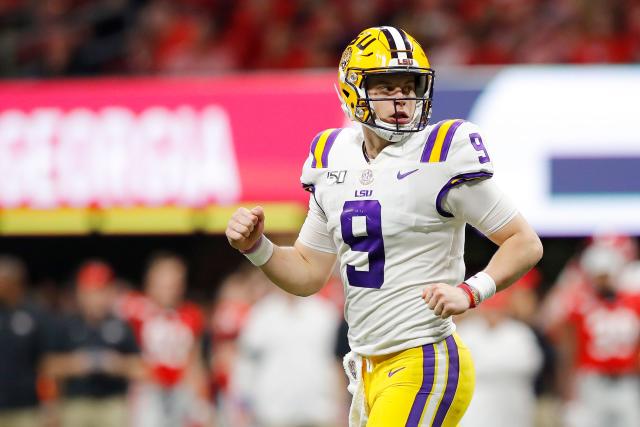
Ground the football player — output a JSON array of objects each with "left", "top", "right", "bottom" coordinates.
[
  {"left": 226, "top": 26, "right": 543, "bottom": 427},
  {"left": 549, "top": 244, "right": 640, "bottom": 427}
]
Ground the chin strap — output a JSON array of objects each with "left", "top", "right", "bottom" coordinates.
[
  {"left": 362, "top": 122, "right": 413, "bottom": 143},
  {"left": 362, "top": 98, "right": 426, "bottom": 143}
]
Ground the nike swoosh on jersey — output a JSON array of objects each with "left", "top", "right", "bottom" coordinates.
[
  {"left": 397, "top": 169, "right": 419, "bottom": 180},
  {"left": 388, "top": 366, "right": 406, "bottom": 377}
]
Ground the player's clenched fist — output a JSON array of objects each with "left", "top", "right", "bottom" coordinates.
[
  {"left": 226, "top": 206, "right": 265, "bottom": 252},
  {"left": 422, "top": 283, "right": 471, "bottom": 319}
]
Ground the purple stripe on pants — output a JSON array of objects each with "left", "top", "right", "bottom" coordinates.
[
  {"left": 438, "top": 120, "right": 464, "bottom": 162},
  {"left": 420, "top": 121, "right": 445, "bottom": 163},
  {"left": 405, "top": 344, "right": 436, "bottom": 427},
  {"left": 309, "top": 132, "right": 322, "bottom": 168},
  {"left": 321, "top": 129, "right": 342, "bottom": 168},
  {"left": 432, "top": 335, "right": 460, "bottom": 427}
]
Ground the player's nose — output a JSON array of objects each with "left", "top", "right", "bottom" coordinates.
[{"left": 393, "top": 97, "right": 407, "bottom": 107}]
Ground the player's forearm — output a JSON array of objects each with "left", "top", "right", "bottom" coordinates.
[
  {"left": 227, "top": 206, "right": 334, "bottom": 295},
  {"left": 484, "top": 228, "right": 543, "bottom": 291},
  {"left": 260, "top": 245, "right": 330, "bottom": 297}
]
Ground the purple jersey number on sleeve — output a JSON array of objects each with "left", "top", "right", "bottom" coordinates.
[
  {"left": 340, "top": 200, "right": 385, "bottom": 289},
  {"left": 469, "top": 132, "right": 490, "bottom": 164}
]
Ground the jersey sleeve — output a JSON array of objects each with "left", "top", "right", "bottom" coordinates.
[
  {"left": 434, "top": 121, "right": 496, "bottom": 218},
  {"left": 297, "top": 195, "right": 336, "bottom": 253},
  {"left": 443, "top": 178, "right": 518, "bottom": 235},
  {"left": 298, "top": 129, "right": 340, "bottom": 253},
  {"left": 300, "top": 128, "right": 344, "bottom": 188},
  {"left": 444, "top": 121, "right": 494, "bottom": 177},
  {"left": 300, "top": 149, "right": 316, "bottom": 191},
  {"left": 181, "top": 303, "right": 205, "bottom": 337}
]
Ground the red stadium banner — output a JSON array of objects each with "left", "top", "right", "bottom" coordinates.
[{"left": 0, "top": 74, "right": 344, "bottom": 234}]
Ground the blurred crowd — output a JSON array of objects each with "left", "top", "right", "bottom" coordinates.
[
  {"left": 1, "top": 0, "right": 639, "bottom": 78},
  {"left": 3, "top": 233, "right": 640, "bottom": 427},
  {"left": 458, "top": 234, "right": 640, "bottom": 427},
  {"left": 0, "top": 250, "right": 348, "bottom": 427}
]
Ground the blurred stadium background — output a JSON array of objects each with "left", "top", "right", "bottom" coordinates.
[{"left": 1, "top": 1, "right": 639, "bottom": 427}]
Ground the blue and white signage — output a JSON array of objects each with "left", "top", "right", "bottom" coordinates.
[{"left": 469, "top": 66, "right": 640, "bottom": 236}]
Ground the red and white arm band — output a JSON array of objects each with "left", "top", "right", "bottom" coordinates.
[
  {"left": 460, "top": 272, "right": 496, "bottom": 307},
  {"left": 465, "top": 271, "right": 497, "bottom": 302},
  {"left": 457, "top": 283, "right": 478, "bottom": 308}
]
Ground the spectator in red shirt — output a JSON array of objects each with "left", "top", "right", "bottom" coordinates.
[{"left": 120, "top": 252, "right": 211, "bottom": 427}]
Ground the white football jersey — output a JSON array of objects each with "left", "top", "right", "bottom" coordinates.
[{"left": 299, "top": 120, "right": 502, "bottom": 356}]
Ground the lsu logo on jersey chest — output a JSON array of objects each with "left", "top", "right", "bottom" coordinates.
[
  {"left": 355, "top": 169, "right": 375, "bottom": 197},
  {"left": 325, "top": 169, "right": 375, "bottom": 198},
  {"left": 355, "top": 189, "right": 373, "bottom": 198},
  {"left": 320, "top": 166, "right": 440, "bottom": 214}
]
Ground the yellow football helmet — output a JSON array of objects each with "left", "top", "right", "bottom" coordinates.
[{"left": 338, "top": 26, "right": 435, "bottom": 142}]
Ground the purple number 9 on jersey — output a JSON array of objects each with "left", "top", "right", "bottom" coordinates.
[
  {"left": 340, "top": 200, "right": 385, "bottom": 289},
  {"left": 469, "top": 132, "right": 490, "bottom": 164}
]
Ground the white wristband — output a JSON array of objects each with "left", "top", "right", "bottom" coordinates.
[
  {"left": 241, "top": 236, "right": 274, "bottom": 267},
  {"left": 464, "top": 271, "right": 496, "bottom": 303}
]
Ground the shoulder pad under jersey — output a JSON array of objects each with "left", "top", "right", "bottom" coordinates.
[
  {"left": 420, "top": 119, "right": 494, "bottom": 175},
  {"left": 300, "top": 128, "right": 347, "bottom": 191},
  {"left": 423, "top": 120, "right": 496, "bottom": 217}
]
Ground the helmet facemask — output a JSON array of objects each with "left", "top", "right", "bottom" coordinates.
[{"left": 350, "top": 69, "right": 434, "bottom": 143}]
